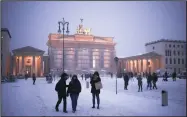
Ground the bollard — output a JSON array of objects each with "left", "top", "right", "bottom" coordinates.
[
  {"left": 161, "top": 90, "right": 168, "bottom": 106},
  {"left": 86, "top": 81, "right": 89, "bottom": 88}
]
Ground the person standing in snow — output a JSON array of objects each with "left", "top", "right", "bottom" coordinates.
[
  {"left": 172, "top": 71, "right": 177, "bottom": 81},
  {"left": 123, "top": 73, "right": 129, "bottom": 90},
  {"left": 32, "top": 73, "right": 36, "bottom": 85},
  {"left": 152, "top": 72, "right": 158, "bottom": 89},
  {"left": 67, "top": 75, "right": 81, "bottom": 113},
  {"left": 90, "top": 71, "right": 102, "bottom": 109},
  {"left": 55, "top": 73, "right": 69, "bottom": 113},
  {"left": 147, "top": 72, "right": 152, "bottom": 90},
  {"left": 137, "top": 74, "right": 143, "bottom": 92}
]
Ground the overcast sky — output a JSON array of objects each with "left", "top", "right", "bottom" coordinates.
[{"left": 1, "top": 1, "right": 186, "bottom": 57}]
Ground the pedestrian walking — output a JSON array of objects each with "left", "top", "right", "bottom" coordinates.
[
  {"left": 55, "top": 73, "right": 69, "bottom": 113},
  {"left": 137, "top": 74, "right": 143, "bottom": 92},
  {"left": 172, "top": 71, "right": 177, "bottom": 81},
  {"left": 67, "top": 75, "right": 81, "bottom": 113},
  {"left": 90, "top": 71, "right": 102, "bottom": 109},
  {"left": 123, "top": 73, "right": 129, "bottom": 90},
  {"left": 32, "top": 73, "right": 36, "bottom": 85},
  {"left": 147, "top": 73, "right": 152, "bottom": 90},
  {"left": 152, "top": 72, "right": 158, "bottom": 89}
]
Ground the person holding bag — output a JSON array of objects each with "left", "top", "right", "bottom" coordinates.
[{"left": 90, "top": 71, "right": 102, "bottom": 109}]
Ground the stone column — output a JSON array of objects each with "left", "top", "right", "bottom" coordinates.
[
  {"left": 32, "top": 56, "right": 35, "bottom": 75},
  {"left": 146, "top": 59, "right": 149, "bottom": 73},
  {"left": 141, "top": 59, "right": 143, "bottom": 73},
  {"left": 22, "top": 55, "right": 24, "bottom": 75},
  {"left": 137, "top": 60, "right": 139, "bottom": 73},
  {"left": 133, "top": 60, "right": 135, "bottom": 73},
  {"left": 40, "top": 56, "right": 43, "bottom": 77},
  {"left": 74, "top": 48, "right": 78, "bottom": 72},
  {"left": 13, "top": 56, "right": 16, "bottom": 75}
]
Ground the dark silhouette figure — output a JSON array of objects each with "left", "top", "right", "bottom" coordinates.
[
  {"left": 81, "top": 74, "right": 84, "bottom": 80},
  {"left": 152, "top": 72, "right": 158, "bottom": 89},
  {"left": 137, "top": 74, "right": 143, "bottom": 92},
  {"left": 55, "top": 73, "right": 69, "bottom": 113},
  {"left": 67, "top": 75, "right": 81, "bottom": 113},
  {"left": 123, "top": 73, "right": 129, "bottom": 90},
  {"left": 147, "top": 73, "right": 152, "bottom": 90},
  {"left": 32, "top": 73, "right": 36, "bottom": 85},
  {"left": 172, "top": 72, "right": 177, "bottom": 81},
  {"left": 164, "top": 71, "right": 168, "bottom": 81},
  {"left": 90, "top": 71, "right": 101, "bottom": 109}
]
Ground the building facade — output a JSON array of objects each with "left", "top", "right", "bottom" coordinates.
[
  {"left": 1, "top": 28, "right": 12, "bottom": 77},
  {"left": 118, "top": 52, "right": 163, "bottom": 74},
  {"left": 47, "top": 21, "right": 116, "bottom": 74},
  {"left": 12, "top": 46, "right": 45, "bottom": 77},
  {"left": 145, "top": 39, "right": 186, "bottom": 73},
  {"left": 43, "top": 55, "right": 50, "bottom": 75}
]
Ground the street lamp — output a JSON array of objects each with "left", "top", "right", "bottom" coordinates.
[
  {"left": 114, "top": 57, "right": 119, "bottom": 94},
  {"left": 58, "top": 18, "right": 70, "bottom": 72}
]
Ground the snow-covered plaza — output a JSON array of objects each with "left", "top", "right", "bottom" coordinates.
[{"left": 1, "top": 77, "right": 186, "bottom": 116}]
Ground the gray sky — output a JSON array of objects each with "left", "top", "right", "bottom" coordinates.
[{"left": 1, "top": 1, "right": 186, "bottom": 57}]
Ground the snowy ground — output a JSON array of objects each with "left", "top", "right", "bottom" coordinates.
[{"left": 1, "top": 77, "right": 186, "bottom": 116}]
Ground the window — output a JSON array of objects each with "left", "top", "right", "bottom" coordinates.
[
  {"left": 153, "top": 46, "right": 155, "bottom": 50},
  {"left": 178, "top": 68, "right": 180, "bottom": 73},
  {"left": 174, "top": 58, "right": 176, "bottom": 64},
  {"left": 170, "top": 58, "right": 172, "bottom": 64},
  {"left": 165, "top": 58, "right": 168, "bottom": 64},
  {"left": 177, "top": 45, "right": 180, "bottom": 48},
  {"left": 173, "top": 45, "right": 175, "bottom": 48},
  {"left": 173, "top": 51, "right": 176, "bottom": 56},
  {"left": 165, "top": 50, "right": 167, "bottom": 56},
  {"left": 178, "top": 58, "right": 180, "bottom": 64},
  {"left": 182, "top": 59, "right": 184, "bottom": 64},
  {"left": 174, "top": 68, "right": 176, "bottom": 72},
  {"left": 170, "top": 50, "right": 171, "bottom": 56},
  {"left": 169, "top": 44, "right": 171, "bottom": 48},
  {"left": 178, "top": 51, "right": 180, "bottom": 56}
]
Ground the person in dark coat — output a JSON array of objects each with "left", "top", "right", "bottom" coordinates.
[
  {"left": 90, "top": 71, "right": 101, "bottom": 109},
  {"left": 164, "top": 71, "right": 168, "bottom": 81},
  {"left": 32, "top": 73, "right": 36, "bottom": 85},
  {"left": 123, "top": 73, "right": 129, "bottom": 90},
  {"left": 55, "top": 73, "right": 69, "bottom": 113},
  {"left": 147, "top": 73, "right": 152, "bottom": 90},
  {"left": 67, "top": 75, "right": 81, "bottom": 113},
  {"left": 172, "top": 71, "right": 177, "bottom": 81},
  {"left": 137, "top": 74, "right": 143, "bottom": 92},
  {"left": 152, "top": 72, "right": 158, "bottom": 89}
]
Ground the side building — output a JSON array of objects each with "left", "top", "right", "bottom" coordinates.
[
  {"left": 1, "top": 28, "right": 12, "bottom": 77},
  {"left": 12, "top": 46, "right": 46, "bottom": 77},
  {"left": 145, "top": 39, "right": 186, "bottom": 74},
  {"left": 47, "top": 21, "right": 116, "bottom": 74}
]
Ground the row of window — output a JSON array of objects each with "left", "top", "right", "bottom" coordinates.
[
  {"left": 165, "top": 58, "right": 185, "bottom": 64},
  {"left": 166, "top": 44, "right": 185, "bottom": 48},
  {"left": 165, "top": 50, "right": 185, "bottom": 56}
]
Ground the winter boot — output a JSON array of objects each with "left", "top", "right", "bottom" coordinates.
[
  {"left": 55, "top": 106, "right": 59, "bottom": 112},
  {"left": 97, "top": 105, "right": 100, "bottom": 109},
  {"left": 92, "top": 105, "right": 95, "bottom": 108}
]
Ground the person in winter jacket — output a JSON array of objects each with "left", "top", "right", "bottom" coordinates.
[
  {"left": 152, "top": 72, "right": 158, "bottom": 89},
  {"left": 55, "top": 73, "right": 69, "bottom": 113},
  {"left": 67, "top": 75, "right": 81, "bottom": 113},
  {"left": 172, "top": 71, "right": 177, "bottom": 81},
  {"left": 137, "top": 74, "right": 143, "bottom": 92},
  {"left": 123, "top": 73, "right": 129, "bottom": 90},
  {"left": 32, "top": 73, "right": 36, "bottom": 85},
  {"left": 147, "top": 73, "right": 152, "bottom": 90},
  {"left": 90, "top": 71, "right": 101, "bottom": 109}
]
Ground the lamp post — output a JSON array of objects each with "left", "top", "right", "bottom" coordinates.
[
  {"left": 58, "top": 18, "right": 69, "bottom": 73},
  {"left": 114, "top": 57, "right": 119, "bottom": 94}
]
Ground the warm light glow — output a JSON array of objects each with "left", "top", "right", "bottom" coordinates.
[
  {"left": 93, "top": 57, "right": 96, "bottom": 68},
  {"left": 16, "top": 56, "right": 18, "bottom": 59},
  {"left": 1, "top": 36, "right": 3, "bottom": 39},
  {"left": 38, "top": 56, "right": 40, "bottom": 59}
]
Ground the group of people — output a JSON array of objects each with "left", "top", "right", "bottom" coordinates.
[
  {"left": 55, "top": 71, "right": 102, "bottom": 113},
  {"left": 122, "top": 72, "right": 158, "bottom": 92}
]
